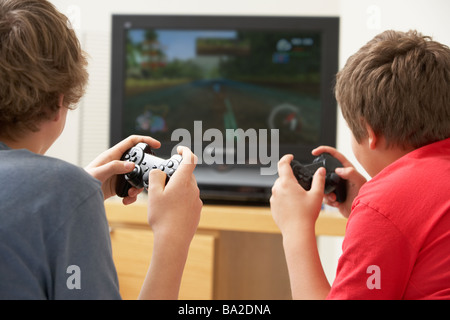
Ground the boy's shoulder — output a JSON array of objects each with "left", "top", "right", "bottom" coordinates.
[
  {"left": 0, "top": 144, "right": 105, "bottom": 243},
  {"left": 0, "top": 144, "right": 101, "bottom": 203},
  {"left": 351, "top": 138, "right": 450, "bottom": 239},
  {"left": 374, "top": 137, "right": 448, "bottom": 183},
  {"left": 357, "top": 138, "right": 450, "bottom": 202}
]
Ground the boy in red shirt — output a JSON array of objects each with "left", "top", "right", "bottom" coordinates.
[{"left": 270, "top": 30, "right": 450, "bottom": 299}]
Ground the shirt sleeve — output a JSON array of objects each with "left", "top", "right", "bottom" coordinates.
[{"left": 327, "top": 202, "right": 415, "bottom": 300}]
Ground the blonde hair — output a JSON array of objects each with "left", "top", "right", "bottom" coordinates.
[
  {"left": 0, "top": 0, "right": 88, "bottom": 140},
  {"left": 335, "top": 30, "right": 450, "bottom": 149}
]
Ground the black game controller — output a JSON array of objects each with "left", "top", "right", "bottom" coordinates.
[
  {"left": 115, "top": 142, "right": 182, "bottom": 198},
  {"left": 290, "top": 153, "right": 347, "bottom": 203}
]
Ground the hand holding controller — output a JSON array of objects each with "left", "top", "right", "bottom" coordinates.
[
  {"left": 115, "top": 142, "right": 182, "bottom": 198},
  {"left": 290, "top": 153, "right": 347, "bottom": 203}
]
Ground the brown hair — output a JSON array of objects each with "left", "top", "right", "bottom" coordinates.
[
  {"left": 0, "top": 0, "right": 88, "bottom": 140},
  {"left": 335, "top": 30, "right": 450, "bottom": 149}
]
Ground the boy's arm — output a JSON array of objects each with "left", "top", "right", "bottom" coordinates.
[
  {"left": 282, "top": 222, "right": 331, "bottom": 299},
  {"left": 86, "top": 137, "right": 202, "bottom": 299},
  {"left": 138, "top": 147, "right": 202, "bottom": 299},
  {"left": 270, "top": 155, "right": 330, "bottom": 299},
  {"left": 328, "top": 203, "right": 414, "bottom": 299}
]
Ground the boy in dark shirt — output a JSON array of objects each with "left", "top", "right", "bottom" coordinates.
[{"left": 0, "top": 0, "right": 202, "bottom": 299}]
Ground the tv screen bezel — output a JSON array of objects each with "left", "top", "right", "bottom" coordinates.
[{"left": 110, "top": 14, "right": 339, "bottom": 165}]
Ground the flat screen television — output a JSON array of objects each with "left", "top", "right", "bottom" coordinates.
[{"left": 110, "top": 15, "right": 339, "bottom": 205}]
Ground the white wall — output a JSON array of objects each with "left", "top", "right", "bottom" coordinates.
[
  {"left": 47, "top": 0, "right": 450, "bottom": 170},
  {"left": 337, "top": 0, "right": 450, "bottom": 177},
  {"left": 45, "top": 0, "right": 450, "bottom": 284}
]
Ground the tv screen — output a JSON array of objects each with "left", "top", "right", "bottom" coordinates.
[{"left": 110, "top": 15, "right": 339, "bottom": 204}]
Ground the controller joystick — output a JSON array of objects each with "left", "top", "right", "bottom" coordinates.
[
  {"left": 115, "top": 142, "right": 182, "bottom": 198},
  {"left": 290, "top": 153, "right": 347, "bottom": 203}
]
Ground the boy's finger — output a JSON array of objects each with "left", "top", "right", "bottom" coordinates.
[
  {"left": 312, "top": 146, "right": 353, "bottom": 168},
  {"left": 103, "top": 135, "right": 161, "bottom": 165},
  {"left": 277, "top": 154, "right": 295, "bottom": 178}
]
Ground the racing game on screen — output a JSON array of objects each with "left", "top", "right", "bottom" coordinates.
[{"left": 123, "top": 29, "right": 322, "bottom": 145}]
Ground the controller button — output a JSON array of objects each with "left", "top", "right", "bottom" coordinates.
[
  {"left": 329, "top": 173, "right": 340, "bottom": 185},
  {"left": 167, "top": 160, "right": 174, "bottom": 168},
  {"left": 128, "top": 165, "right": 140, "bottom": 178}
]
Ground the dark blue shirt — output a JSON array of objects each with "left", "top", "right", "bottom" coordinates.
[{"left": 0, "top": 142, "right": 121, "bottom": 299}]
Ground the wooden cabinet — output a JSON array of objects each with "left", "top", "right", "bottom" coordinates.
[
  {"left": 106, "top": 200, "right": 346, "bottom": 300},
  {"left": 109, "top": 227, "right": 216, "bottom": 299}
]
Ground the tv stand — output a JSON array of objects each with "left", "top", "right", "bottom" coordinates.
[
  {"left": 105, "top": 198, "right": 347, "bottom": 299},
  {"left": 195, "top": 166, "right": 277, "bottom": 205}
]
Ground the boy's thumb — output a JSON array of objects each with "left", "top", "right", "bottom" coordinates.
[
  {"left": 146, "top": 169, "right": 167, "bottom": 193},
  {"left": 88, "top": 160, "right": 135, "bottom": 183},
  {"left": 311, "top": 167, "right": 326, "bottom": 194}
]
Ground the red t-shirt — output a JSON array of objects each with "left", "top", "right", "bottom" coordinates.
[{"left": 327, "top": 138, "right": 450, "bottom": 299}]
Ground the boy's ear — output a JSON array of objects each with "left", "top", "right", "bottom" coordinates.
[
  {"left": 366, "top": 124, "right": 377, "bottom": 150},
  {"left": 58, "top": 94, "right": 65, "bottom": 108},
  {"left": 53, "top": 94, "right": 65, "bottom": 122}
]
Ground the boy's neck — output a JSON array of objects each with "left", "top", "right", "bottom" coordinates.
[
  {"left": 356, "top": 129, "right": 416, "bottom": 177},
  {"left": 0, "top": 119, "right": 62, "bottom": 155},
  {"left": 0, "top": 133, "right": 49, "bottom": 155},
  {"left": 1, "top": 106, "right": 67, "bottom": 155},
  {"left": 377, "top": 146, "right": 414, "bottom": 172},
  {"left": 367, "top": 140, "right": 416, "bottom": 177}
]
